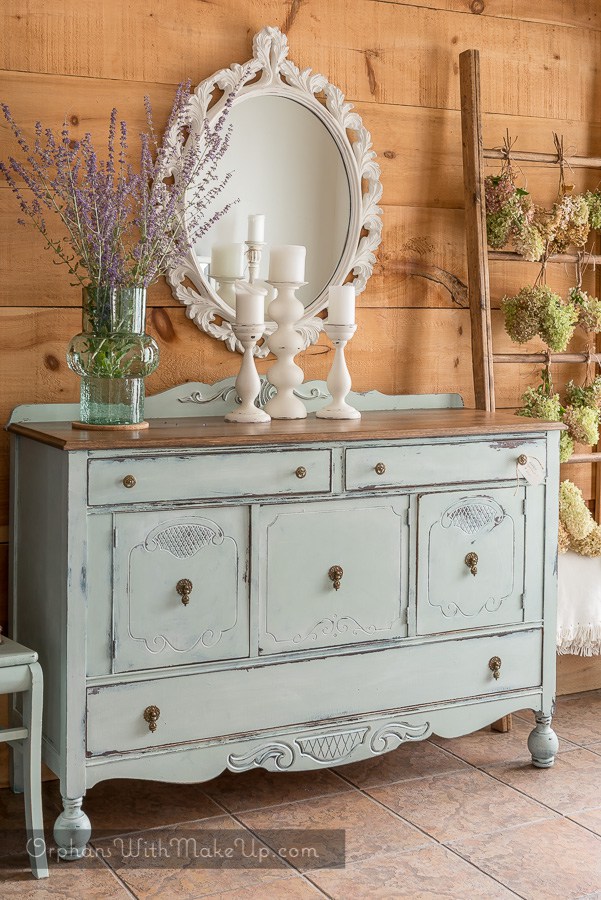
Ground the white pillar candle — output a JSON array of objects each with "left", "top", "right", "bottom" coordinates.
[
  {"left": 211, "top": 243, "right": 245, "bottom": 278},
  {"left": 328, "top": 284, "right": 356, "bottom": 325},
  {"left": 248, "top": 214, "right": 265, "bottom": 243},
  {"left": 268, "top": 245, "right": 306, "bottom": 283},
  {"left": 235, "top": 281, "right": 266, "bottom": 325}
]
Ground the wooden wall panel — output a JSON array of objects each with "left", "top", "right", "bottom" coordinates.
[{"left": 0, "top": 1, "right": 599, "bottom": 787}]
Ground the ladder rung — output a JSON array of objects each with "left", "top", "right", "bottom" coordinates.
[
  {"left": 562, "top": 453, "right": 601, "bottom": 464},
  {"left": 489, "top": 251, "right": 601, "bottom": 264},
  {"left": 484, "top": 148, "right": 601, "bottom": 168},
  {"left": 493, "top": 353, "right": 601, "bottom": 365}
]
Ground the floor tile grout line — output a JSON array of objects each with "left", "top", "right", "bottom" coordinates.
[
  {"left": 331, "top": 767, "right": 525, "bottom": 897},
  {"left": 564, "top": 812, "right": 601, "bottom": 844},
  {"left": 93, "top": 846, "right": 140, "bottom": 899}
]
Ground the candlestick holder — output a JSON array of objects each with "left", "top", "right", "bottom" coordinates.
[
  {"left": 317, "top": 323, "right": 361, "bottom": 420},
  {"left": 212, "top": 273, "right": 237, "bottom": 310},
  {"left": 264, "top": 281, "right": 307, "bottom": 420},
  {"left": 245, "top": 241, "right": 266, "bottom": 284},
  {"left": 224, "top": 324, "right": 271, "bottom": 424}
]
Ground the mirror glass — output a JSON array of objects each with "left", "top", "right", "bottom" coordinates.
[{"left": 188, "top": 94, "right": 351, "bottom": 307}]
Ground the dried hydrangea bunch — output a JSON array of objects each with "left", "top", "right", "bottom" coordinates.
[
  {"left": 484, "top": 173, "right": 533, "bottom": 250},
  {"left": 502, "top": 285, "right": 577, "bottom": 351},
  {"left": 584, "top": 190, "right": 601, "bottom": 230},
  {"left": 512, "top": 223, "right": 545, "bottom": 263},
  {"left": 570, "top": 287, "right": 601, "bottom": 333},
  {"left": 565, "top": 375, "right": 601, "bottom": 410},
  {"left": 515, "top": 383, "right": 574, "bottom": 462},
  {"left": 563, "top": 405, "right": 599, "bottom": 446},
  {"left": 548, "top": 193, "right": 590, "bottom": 254},
  {"left": 559, "top": 480, "right": 601, "bottom": 558}
]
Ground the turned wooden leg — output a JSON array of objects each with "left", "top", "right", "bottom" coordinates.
[
  {"left": 528, "top": 712, "right": 559, "bottom": 768},
  {"left": 54, "top": 796, "right": 91, "bottom": 860},
  {"left": 491, "top": 714, "right": 512, "bottom": 733},
  {"left": 23, "top": 662, "right": 48, "bottom": 878}
]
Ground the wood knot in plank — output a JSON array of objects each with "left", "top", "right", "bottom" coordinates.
[
  {"left": 150, "top": 308, "right": 175, "bottom": 343},
  {"left": 470, "top": 0, "right": 485, "bottom": 13},
  {"left": 70, "top": 115, "right": 79, "bottom": 126},
  {"left": 44, "top": 354, "right": 60, "bottom": 371},
  {"left": 384, "top": 150, "right": 396, "bottom": 160},
  {"left": 364, "top": 50, "right": 379, "bottom": 97}
]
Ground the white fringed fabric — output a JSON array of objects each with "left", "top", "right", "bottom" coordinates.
[{"left": 557, "top": 550, "right": 601, "bottom": 655}]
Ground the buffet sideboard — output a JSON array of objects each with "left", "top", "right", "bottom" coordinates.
[{"left": 7, "top": 380, "right": 562, "bottom": 857}]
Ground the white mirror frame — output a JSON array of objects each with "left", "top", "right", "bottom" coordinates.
[{"left": 166, "top": 26, "right": 383, "bottom": 355}]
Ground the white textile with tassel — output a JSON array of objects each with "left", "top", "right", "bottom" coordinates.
[{"left": 557, "top": 550, "right": 601, "bottom": 655}]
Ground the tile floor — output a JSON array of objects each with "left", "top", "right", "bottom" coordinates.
[{"left": 2, "top": 693, "right": 601, "bottom": 898}]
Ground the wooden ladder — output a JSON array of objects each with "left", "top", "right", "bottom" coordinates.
[{"left": 459, "top": 49, "right": 601, "bottom": 731}]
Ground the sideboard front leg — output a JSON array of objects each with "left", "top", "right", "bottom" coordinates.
[
  {"left": 527, "top": 712, "right": 559, "bottom": 768},
  {"left": 53, "top": 797, "right": 91, "bottom": 860}
]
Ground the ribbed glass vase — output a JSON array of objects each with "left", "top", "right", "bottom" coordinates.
[{"left": 67, "top": 286, "right": 160, "bottom": 426}]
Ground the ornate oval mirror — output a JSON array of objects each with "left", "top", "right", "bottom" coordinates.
[{"left": 167, "top": 26, "right": 382, "bottom": 355}]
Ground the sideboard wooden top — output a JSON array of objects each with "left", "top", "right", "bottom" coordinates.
[{"left": 7, "top": 409, "right": 564, "bottom": 451}]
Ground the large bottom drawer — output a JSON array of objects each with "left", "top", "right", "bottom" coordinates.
[{"left": 86, "top": 628, "right": 542, "bottom": 756}]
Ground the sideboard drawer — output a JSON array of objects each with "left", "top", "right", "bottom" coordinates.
[
  {"left": 86, "top": 628, "right": 542, "bottom": 756},
  {"left": 257, "top": 497, "right": 409, "bottom": 654},
  {"left": 88, "top": 449, "right": 332, "bottom": 505},
  {"left": 345, "top": 437, "right": 546, "bottom": 491}
]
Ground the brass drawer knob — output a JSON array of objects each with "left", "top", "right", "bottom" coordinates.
[
  {"left": 517, "top": 454, "right": 528, "bottom": 466},
  {"left": 328, "top": 565, "right": 343, "bottom": 591},
  {"left": 489, "top": 656, "right": 502, "bottom": 680},
  {"left": 176, "top": 578, "right": 193, "bottom": 606},
  {"left": 295, "top": 466, "right": 307, "bottom": 479},
  {"left": 122, "top": 474, "right": 136, "bottom": 489},
  {"left": 143, "top": 705, "right": 160, "bottom": 732},
  {"left": 374, "top": 462, "right": 386, "bottom": 475},
  {"left": 464, "top": 552, "right": 478, "bottom": 576}
]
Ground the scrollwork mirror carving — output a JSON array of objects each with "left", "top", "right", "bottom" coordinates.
[{"left": 166, "top": 26, "right": 382, "bottom": 355}]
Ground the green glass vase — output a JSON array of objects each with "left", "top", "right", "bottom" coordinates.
[{"left": 67, "top": 286, "right": 159, "bottom": 426}]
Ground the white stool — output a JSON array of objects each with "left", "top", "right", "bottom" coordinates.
[{"left": 1, "top": 636, "right": 49, "bottom": 878}]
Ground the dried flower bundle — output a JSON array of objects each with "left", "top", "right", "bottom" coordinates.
[
  {"left": 569, "top": 287, "right": 601, "bottom": 334},
  {"left": 584, "top": 190, "right": 601, "bottom": 230},
  {"left": 502, "top": 285, "right": 577, "bottom": 351},
  {"left": 560, "top": 480, "right": 595, "bottom": 542},
  {"left": 0, "top": 81, "right": 238, "bottom": 301}
]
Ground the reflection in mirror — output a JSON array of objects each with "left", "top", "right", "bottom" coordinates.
[{"left": 189, "top": 96, "right": 351, "bottom": 308}]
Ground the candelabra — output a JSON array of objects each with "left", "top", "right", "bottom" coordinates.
[
  {"left": 224, "top": 324, "right": 271, "bottom": 424},
  {"left": 317, "top": 323, "right": 360, "bottom": 419},
  {"left": 245, "top": 240, "right": 266, "bottom": 284},
  {"left": 264, "top": 282, "right": 307, "bottom": 420}
]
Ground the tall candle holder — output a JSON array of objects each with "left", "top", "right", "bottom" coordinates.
[
  {"left": 317, "top": 323, "right": 361, "bottom": 420},
  {"left": 224, "top": 324, "right": 271, "bottom": 424},
  {"left": 264, "top": 281, "right": 307, "bottom": 420},
  {"left": 245, "top": 241, "right": 266, "bottom": 284}
]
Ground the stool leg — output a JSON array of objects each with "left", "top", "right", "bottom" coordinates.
[
  {"left": 23, "top": 662, "right": 48, "bottom": 878},
  {"left": 9, "top": 736, "right": 24, "bottom": 794}
]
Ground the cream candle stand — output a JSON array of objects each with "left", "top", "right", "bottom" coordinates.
[
  {"left": 244, "top": 241, "right": 266, "bottom": 284},
  {"left": 224, "top": 324, "right": 271, "bottom": 424},
  {"left": 212, "top": 274, "right": 237, "bottom": 310},
  {"left": 264, "top": 281, "right": 307, "bottom": 420},
  {"left": 317, "top": 323, "right": 360, "bottom": 420}
]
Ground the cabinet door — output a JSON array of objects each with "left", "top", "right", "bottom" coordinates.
[
  {"left": 112, "top": 508, "right": 249, "bottom": 672},
  {"left": 416, "top": 487, "right": 526, "bottom": 635},
  {"left": 258, "top": 498, "right": 409, "bottom": 654}
]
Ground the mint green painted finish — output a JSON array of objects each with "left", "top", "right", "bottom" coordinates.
[
  {"left": 112, "top": 508, "right": 250, "bottom": 672},
  {"left": 7, "top": 377, "right": 560, "bottom": 854},
  {"left": 88, "top": 448, "right": 332, "bottom": 505},
  {"left": 416, "top": 485, "right": 528, "bottom": 635},
  {"left": 345, "top": 437, "right": 547, "bottom": 490},
  {"left": 258, "top": 497, "right": 409, "bottom": 654}
]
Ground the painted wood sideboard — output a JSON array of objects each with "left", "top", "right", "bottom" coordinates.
[{"left": 7, "top": 379, "right": 562, "bottom": 858}]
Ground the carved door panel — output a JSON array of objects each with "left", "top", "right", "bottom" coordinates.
[
  {"left": 112, "top": 508, "right": 249, "bottom": 672},
  {"left": 416, "top": 487, "right": 526, "bottom": 635},
  {"left": 258, "top": 497, "right": 409, "bottom": 654}
]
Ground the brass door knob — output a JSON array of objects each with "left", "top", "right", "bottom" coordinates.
[
  {"left": 489, "top": 656, "right": 502, "bottom": 680},
  {"left": 295, "top": 466, "right": 307, "bottom": 479},
  {"left": 517, "top": 454, "right": 528, "bottom": 466},
  {"left": 464, "top": 552, "right": 478, "bottom": 576},
  {"left": 176, "top": 578, "right": 193, "bottom": 606},
  {"left": 143, "top": 705, "right": 160, "bottom": 732},
  {"left": 374, "top": 462, "right": 386, "bottom": 475},
  {"left": 122, "top": 474, "right": 136, "bottom": 488},
  {"left": 328, "top": 565, "right": 343, "bottom": 590}
]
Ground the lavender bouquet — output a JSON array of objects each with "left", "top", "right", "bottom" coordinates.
[{"left": 0, "top": 82, "right": 237, "bottom": 424}]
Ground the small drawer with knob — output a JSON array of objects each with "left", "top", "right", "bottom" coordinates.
[
  {"left": 87, "top": 449, "right": 332, "bottom": 506},
  {"left": 257, "top": 496, "right": 409, "bottom": 655},
  {"left": 344, "top": 438, "right": 547, "bottom": 491}
]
